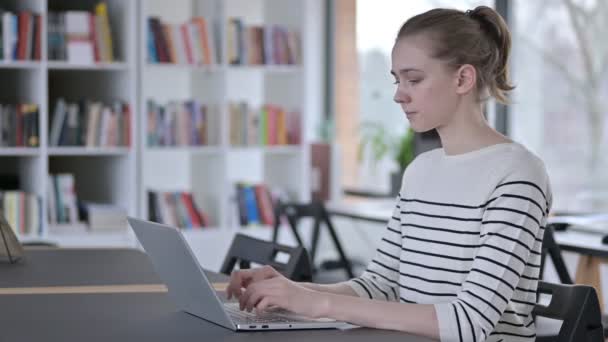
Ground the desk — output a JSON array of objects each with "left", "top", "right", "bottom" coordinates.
[{"left": 0, "top": 248, "right": 433, "bottom": 342}]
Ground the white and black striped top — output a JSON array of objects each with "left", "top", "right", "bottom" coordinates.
[{"left": 346, "top": 143, "right": 552, "bottom": 342}]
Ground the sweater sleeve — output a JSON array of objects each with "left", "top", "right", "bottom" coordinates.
[
  {"left": 343, "top": 194, "right": 403, "bottom": 302},
  {"left": 434, "top": 165, "right": 551, "bottom": 342}
]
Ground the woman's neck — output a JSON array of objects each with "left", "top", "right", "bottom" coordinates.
[{"left": 436, "top": 107, "right": 511, "bottom": 156}]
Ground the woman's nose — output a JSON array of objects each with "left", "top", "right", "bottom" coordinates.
[{"left": 394, "top": 89, "right": 411, "bottom": 104}]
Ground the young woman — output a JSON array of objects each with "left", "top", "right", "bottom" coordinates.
[{"left": 227, "top": 6, "right": 551, "bottom": 342}]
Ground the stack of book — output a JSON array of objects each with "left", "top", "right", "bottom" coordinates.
[
  {"left": 229, "top": 102, "right": 301, "bottom": 146},
  {"left": 0, "top": 190, "right": 42, "bottom": 235},
  {"left": 227, "top": 18, "right": 300, "bottom": 65},
  {"left": 47, "top": 173, "right": 79, "bottom": 225},
  {"left": 47, "top": 2, "right": 114, "bottom": 63},
  {"left": 0, "top": 9, "right": 42, "bottom": 61},
  {"left": 49, "top": 98, "right": 132, "bottom": 147},
  {"left": 147, "top": 191, "right": 210, "bottom": 229},
  {"left": 146, "top": 100, "right": 219, "bottom": 147},
  {"left": 147, "top": 16, "right": 217, "bottom": 65},
  {"left": 0, "top": 103, "right": 39, "bottom": 147},
  {"left": 79, "top": 201, "right": 128, "bottom": 231}
]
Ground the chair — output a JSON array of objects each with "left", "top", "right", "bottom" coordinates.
[
  {"left": 537, "top": 224, "right": 608, "bottom": 338},
  {"left": 534, "top": 281, "right": 604, "bottom": 342},
  {"left": 271, "top": 200, "right": 355, "bottom": 278},
  {"left": 220, "top": 233, "right": 313, "bottom": 282},
  {"left": 540, "top": 224, "right": 573, "bottom": 284}
]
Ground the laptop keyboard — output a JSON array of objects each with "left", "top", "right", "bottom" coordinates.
[{"left": 224, "top": 303, "right": 312, "bottom": 324}]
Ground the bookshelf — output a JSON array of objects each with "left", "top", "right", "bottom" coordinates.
[
  {"left": 139, "top": 0, "right": 318, "bottom": 244},
  {"left": 0, "top": 0, "right": 138, "bottom": 247},
  {"left": 0, "top": 0, "right": 323, "bottom": 256}
]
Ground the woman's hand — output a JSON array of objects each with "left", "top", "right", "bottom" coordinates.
[
  {"left": 226, "top": 265, "right": 283, "bottom": 301},
  {"left": 239, "top": 274, "right": 328, "bottom": 318},
  {"left": 226, "top": 265, "right": 328, "bottom": 318}
]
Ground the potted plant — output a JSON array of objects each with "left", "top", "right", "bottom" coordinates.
[{"left": 358, "top": 122, "right": 416, "bottom": 195}]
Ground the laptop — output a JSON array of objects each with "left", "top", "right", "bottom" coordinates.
[{"left": 128, "top": 217, "right": 347, "bottom": 331}]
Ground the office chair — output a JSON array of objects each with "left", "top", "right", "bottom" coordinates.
[
  {"left": 537, "top": 224, "right": 608, "bottom": 338},
  {"left": 220, "top": 233, "right": 313, "bottom": 282},
  {"left": 534, "top": 281, "right": 604, "bottom": 342},
  {"left": 271, "top": 200, "right": 355, "bottom": 278}
]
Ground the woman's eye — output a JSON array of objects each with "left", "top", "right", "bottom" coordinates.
[{"left": 408, "top": 79, "right": 420, "bottom": 84}]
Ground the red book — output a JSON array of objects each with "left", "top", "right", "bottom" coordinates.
[
  {"left": 267, "top": 105, "right": 278, "bottom": 145},
  {"left": 254, "top": 184, "right": 275, "bottom": 226},
  {"left": 181, "top": 193, "right": 203, "bottom": 228},
  {"left": 17, "top": 12, "right": 30, "bottom": 60},
  {"left": 180, "top": 23, "right": 193, "bottom": 64}
]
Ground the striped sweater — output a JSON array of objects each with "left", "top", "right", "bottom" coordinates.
[{"left": 346, "top": 142, "right": 552, "bottom": 342}]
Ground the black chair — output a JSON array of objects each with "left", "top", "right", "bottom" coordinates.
[
  {"left": 271, "top": 200, "right": 355, "bottom": 278},
  {"left": 540, "top": 224, "right": 573, "bottom": 284},
  {"left": 538, "top": 224, "right": 608, "bottom": 338},
  {"left": 534, "top": 281, "right": 604, "bottom": 342},
  {"left": 220, "top": 233, "right": 313, "bottom": 282}
]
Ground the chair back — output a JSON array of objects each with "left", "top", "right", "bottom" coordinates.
[
  {"left": 220, "top": 233, "right": 313, "bottom": 282},
  {"left": 534, "top": 281, "right": 604, "bottom": 342},
  {"left": 540, "top": 224, "right": 574, "bottom": 284}
]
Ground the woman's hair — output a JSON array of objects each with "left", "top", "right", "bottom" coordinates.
[{"left": 397, "top": 6, "right": 514, "bottom": 104}]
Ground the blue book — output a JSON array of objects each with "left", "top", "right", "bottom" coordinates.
[{"left": 243, "top": 185, "right": 260, "bottom": 225}]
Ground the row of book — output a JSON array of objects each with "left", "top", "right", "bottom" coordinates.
[
  {"left": 1, "top": 190, "right": 42, "bottom": 235},
  {"left": 49, "top": 98, "right": 132, "bottom": 147},
  {"left": 0, "top": 10, "right": 42, "bottom": 61},
  {"left": 234, "top": 183, "right": 277, "bottom": 227},
  {"left": 147, "top": 100, "right": 220, "bottom": 147},
  {"left": 227, "top": 19, "right": 300, "bottom": 66},
  {"left": 229, "top": 102, "right": 301, "bottom": 146},
  {"left": 0, "top": 103, "right": 39, "bottom": 147},
  {"left": 147, "top": 16, "right": 217, "bottom": 65},
  {"left": 47, "top": 2, "right": 114, "bottom": 63},
  {"left": 148, "top": 191, "right": 211, "bottom": 229}
]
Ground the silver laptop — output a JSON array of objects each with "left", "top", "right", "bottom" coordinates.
[{"left": 128, "top": 217, "right": 346, "bottom": 331}]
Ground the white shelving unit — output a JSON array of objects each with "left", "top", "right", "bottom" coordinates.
[
  {"left": 0, "top": 0, "right": 138, "bottom": 247},
  {"left": 0, "top": 0, "right": 324, "bottom": 258},
  {"left": 139, "top": 0, "right": 320, "bottom": 236}
]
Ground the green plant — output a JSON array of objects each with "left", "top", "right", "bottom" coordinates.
[{"left": 358, "top": 122, "right": 415, "bottom": 171}]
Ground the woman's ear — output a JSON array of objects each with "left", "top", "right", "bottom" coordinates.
[{"left": 454, "top": 64, "right": 477, "bottom": 95}]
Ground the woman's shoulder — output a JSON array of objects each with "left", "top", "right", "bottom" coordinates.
[{"left": 498, "top": 143, "right": 549, "bottom": 180}]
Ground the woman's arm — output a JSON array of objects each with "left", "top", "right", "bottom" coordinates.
[
  {"left": 299, "top": 282, "right": 359, "bottom": 296},
  {"left": 237, "top": 274, "right": 440, "bottom": 340},
  {"left": 321, "top": 292, "right": 440, "bottom": 340}
]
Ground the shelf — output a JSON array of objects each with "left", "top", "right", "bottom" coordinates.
[
  {"left": 0, "top": 61, "right": 42, "bottom": 70},
  {"left": 46, "top": 229, "right": 136, "bottom": 248},
  {"left": 226, "top": 65, "right": 302, "bottom": 73},
  {"left": 0, "top": 148, "right": 41, "bottom": 156},
  {"left": 229, "top": 146, "right": 301, "bottom": 154},
  {"left": 146, "top": 146, "right": 224, "bottom": 154},
  {"left": 17, "top": 234, "right": 47, "bottom": 243},
  {"left": 145, "top": 63, "right": 223, "bottom": 72},
  {"left": 263, "top": 146, "right": 302, "bottom": 154},
  {"left": 47, "top": 61, "right": 129, "bottom": 71},
  {"left": 48, "top": 147, "right": 132, "bottom": 156}
]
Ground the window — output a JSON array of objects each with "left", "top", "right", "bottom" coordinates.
[
  {"left": 510, "top": 0, "right": 608, "bottom": 212},
  {"left": 342, "top": 0, "right": 493, "bottom": 193}
]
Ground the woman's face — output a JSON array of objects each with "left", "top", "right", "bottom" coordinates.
[{"left": 391, "top": 35, "right": 461, "bottom": 133}]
